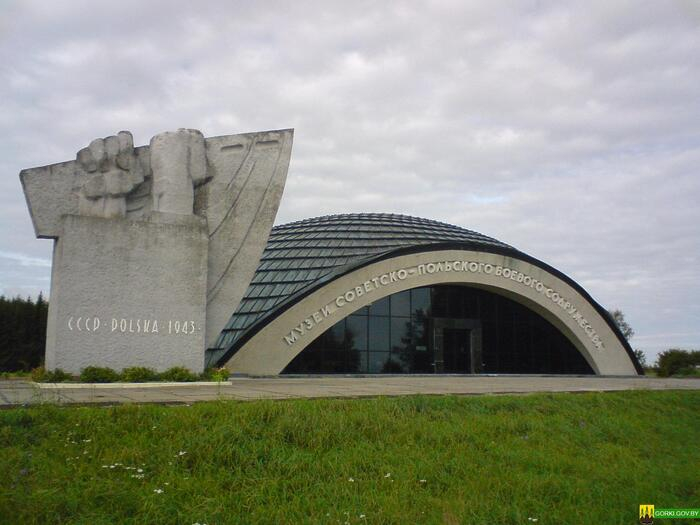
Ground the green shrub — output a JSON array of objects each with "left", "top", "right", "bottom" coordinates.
[
  {"left": 675, "top": 367, "right": 700, "bottom": 378},
  {"left": 160, "top": 366, "right": 197, "bottom": 382},
  {"left": 31, "top": 366, "right": 47, "bottom": 382},
  {"left": 201, "top": 367, "right": 230, "bottom": 382},
  {"left": 80, "top": 366, "right": 119, "bottom": 383},
  {"left": 31, "top": 367, "right": 72, "bottom": 383},
  {"left": 121, "top": 367, "right": 158, "bottom": 382},
  {"left": 656, "top": 349, "right": 700, "bottom": 377},
  {"left": 46, "top": 369, "right": 72, "bottom": 382}
]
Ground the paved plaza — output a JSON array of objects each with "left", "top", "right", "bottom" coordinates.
[{"left": 1, "top": 375, "right": 698, "bottom": 407}]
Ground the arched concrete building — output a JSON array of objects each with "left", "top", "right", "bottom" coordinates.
[{"left": 208, "top": 214, "right": 642, "bottom": 376}]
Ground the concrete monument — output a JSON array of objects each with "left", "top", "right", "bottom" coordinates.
[{"left": 20, "top": 128, "right": 293, "bottom": 373}]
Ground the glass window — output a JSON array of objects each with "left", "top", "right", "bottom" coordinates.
[
  {"left": 351, "top": 306, "right": 369, "bottom": 316},
  {"left": 411, "top": 287, "right": 430, "bottom": 317},
  {"left": 368, "top": 316, "right": 390, "bottom": 351},
  {"left": 324, "top": 346, "right": 346, "bottom": 373},
  {"left": 383, "top": 357, "right": 406, "bottom": 373},
  {"left": 346, "top": 316, "right": 367, "bottom": 351},
  {"left": 463, "top": 290, "right": 479, "bottom": 318},
  {"left": 281, "top": 283, "right": 593, "bottom": 375},
  {"left": 447, "top": 286, "right": 465, "bottom": 318},
  {"left": 431, "top": 287, "right": 448, "bottom": 317},
  {"left": 368, "top": 296, "right": 390, "bottom": 316},
  {"left": 345, "top": 347, "right": 364, "bottom": 373},
  {"left": 357, "top": 351, "right": 369, "bottom": 373},
  {"left": 413, "top": 318, "right": 428, "bottom": 351},
  {"left": 390, "top": 290, "right": 411, "bottom": 317},
  {"left": 368, "top": 351, "right": 390, "bottom": 373},
  {"left": 325, "top": 319, "right": 346, "bottom": 350},
  {"left": 391, "top": 317, "right": 411, "bottom": 352}
]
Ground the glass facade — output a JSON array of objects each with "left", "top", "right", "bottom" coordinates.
[{"left": 282, "top": 285, "right": 594, "bottom": 374}]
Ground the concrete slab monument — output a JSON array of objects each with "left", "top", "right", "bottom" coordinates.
[{"left": 20, "top": 128, "right": 293, "bottom": 373}]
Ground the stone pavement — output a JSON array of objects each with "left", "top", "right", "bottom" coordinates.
[{"left": 1, "top": 375, "right": 698, "bottom": 408}]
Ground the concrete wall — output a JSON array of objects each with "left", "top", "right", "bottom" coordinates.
[
  {"left": 46, "top": 214, "right": 208, "bottom": 374},
  {"left": 223, "top": 250, "right": 639, "bottom": 375},
  {"left": 201, "top": 130, "right": 293, "bottom": 348}
]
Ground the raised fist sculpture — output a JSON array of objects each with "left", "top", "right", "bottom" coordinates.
[
  {"left": 20, "top": 126, "right": 294, "bottom": 371},
  {"left": 150, "top": 129, "right": 209, "bottom": 215},
  {"left": 76, "top": 131, "right": 145, "bottom": 218}
]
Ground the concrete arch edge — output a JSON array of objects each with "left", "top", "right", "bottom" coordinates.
[{"left": 221, "top": 248, "right": 641, "bottom": 376}]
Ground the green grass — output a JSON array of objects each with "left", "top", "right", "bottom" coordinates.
[{"left": 1, "top": 391, "right": 698, "bottom": 524}]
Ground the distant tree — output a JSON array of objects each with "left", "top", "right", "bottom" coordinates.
[
  {"left": 633, "top": 349, "right": 647, "bottom": 368},
  {"left": 608, "top": 309, "right": 634, "bottom": 340},
  {"left": 656, "top": 349, "right": 700, "bottom": 377},
  {"left": 0, "top": 294, "right": 48, "bottom": 372},
  {"left": 607, "top": 309, "right": 649, "bottom": 368}
]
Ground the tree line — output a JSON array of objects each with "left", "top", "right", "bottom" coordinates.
[{"left": 0, "top": 294, "right": 48, "bottom": 371}]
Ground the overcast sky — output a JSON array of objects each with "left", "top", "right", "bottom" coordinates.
[{"left": 1, "top": 0, "right": 698, "bottom": 362}]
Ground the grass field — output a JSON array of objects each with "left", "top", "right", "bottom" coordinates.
[{"left": 1, "top": 391, "right": 698, "bottom": 524}]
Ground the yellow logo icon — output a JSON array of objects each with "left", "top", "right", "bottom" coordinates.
[{"left": 640, "top": 504, "right": 654, "bottom": 524}]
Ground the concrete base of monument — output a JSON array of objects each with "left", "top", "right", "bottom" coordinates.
[
  {"left": 34, "top": 381, "right": 233, "bottom": 389},
  {"left": 45, "top": 214, "right": 209, "bottom": 374}
]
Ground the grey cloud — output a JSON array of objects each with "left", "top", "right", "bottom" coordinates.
[{"left": 1, "top": 0, "right": 698, "bottom": 362}]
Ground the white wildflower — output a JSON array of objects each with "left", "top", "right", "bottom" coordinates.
[
  {"left": 419, "top": 479, "right": 427, "bottom": 483},
  {"left": 153, "top": 488, "right": 164, "bottom": 494},
  {"left": 348, "top": 477, "right": 354, "bottom": 482},
  {"left": 384, "top": 473, "right": 391, "bottom": 478},
  {"left": 137, "top": 468, "right": 143, "bottom": 473}
]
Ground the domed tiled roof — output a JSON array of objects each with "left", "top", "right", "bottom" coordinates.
[{"left": 207, "top": 213, "right": 520, "bottom": 365}]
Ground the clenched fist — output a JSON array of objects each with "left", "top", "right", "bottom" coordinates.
[{"left": 76, "top": 131, "right": 144, "bottom": 218}]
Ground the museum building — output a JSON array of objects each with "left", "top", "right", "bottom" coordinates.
[{"left": 207, "top": 213, "right": 642, "bottom": 376}]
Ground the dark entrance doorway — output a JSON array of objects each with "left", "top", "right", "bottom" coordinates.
[
  {"left": 431, "top": 318, "right": 482, "bottom": 374},
  {"left": 443, "top": 328, "right": 471, "bottom": 373}
]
